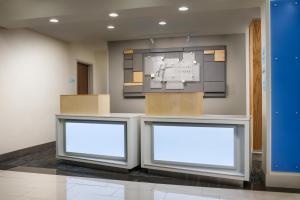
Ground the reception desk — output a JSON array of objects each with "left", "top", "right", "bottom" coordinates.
[
  {"left": 56, "top": 113, "right": 141, "bottom": 170},
  {"left": 56, "top": 112, "right": 250, "bottom": 183},
  {"left": 141, "top": 115, "right": 250, "bottom": 184}
]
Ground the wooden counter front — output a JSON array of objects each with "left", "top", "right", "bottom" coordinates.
[
  {"left": 145, "top": 92, "right": 203, "bottom": 116},
  {"left": 60, "top": 94, "right": 110, "bottom": 115}
]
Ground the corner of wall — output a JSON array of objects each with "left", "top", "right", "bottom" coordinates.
[
  {"left": 94, "top": 41, "right": 109, "bottom": 94},
  {"left": 261, "top": 0, "right": 270, "bottom": 178}
]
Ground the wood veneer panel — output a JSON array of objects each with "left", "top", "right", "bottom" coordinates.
[
  {"left": 124, "top": 83, "right": 143, "bottom": 86},
  {"left": 249, "top": 19, "right": 262, "bottom": 151},
  {"left": 204, "top": 50, "right": 215, "bottom": 55},
  {"left": 133, "top": 72, "right": 143, "bottom": 83},
  {"left": 145, "top": 92, "right": 203, "bottom": 116},
  {"left": 60, "top": 95, "right": 110, "bottom": 115},
  {"left": 214, "top": 50, "right": 225, "bottom": 62},
  {"left": 124, "top": 49, "right": 134, "bottom": 54}
]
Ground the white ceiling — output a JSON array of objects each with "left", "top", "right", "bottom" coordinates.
[{"left": 0, "top": 0, "right": 262, "bottom": 43}]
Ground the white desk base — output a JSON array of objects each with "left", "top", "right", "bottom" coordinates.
[
  {"left": 141, "top": 115, "right": 250, "bottom": 183},
  {"left": 56, "top": 113, "right": 141, "bottom": 170}
]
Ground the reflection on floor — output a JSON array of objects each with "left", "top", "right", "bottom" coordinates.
[
  {"left": 0, "top": 145, "right": 299, "bottom": 194},
  {"left": 0, "top": 170, "right": 299, "bottom": 200},
  {"left": 0, "top": 145, "right": 256, "bottom": 189}
]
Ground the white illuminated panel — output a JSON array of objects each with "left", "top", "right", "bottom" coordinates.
[
  {"left": 65, "top": 121, "right": 126, "bottom": 159},
  {"left": 153, "top": 124, "right": 235, "bottom": 167}
]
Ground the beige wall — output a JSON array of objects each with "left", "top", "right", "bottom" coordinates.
[
  {"left": 108, "top": 34, "right": 247, "bottom": 115},
  {"left": 69, "top": 43, "right": 108, "bottom": 94},
  {"left": 95, "top": 49, "right": 109, "bottom": 94},
  {"left": 0, "top": 28, "right": 108, "bottom": 155}
]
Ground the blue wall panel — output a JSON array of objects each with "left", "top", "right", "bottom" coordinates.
[{"left": 271, "top": 0, "right": 300, "bottom": 173}]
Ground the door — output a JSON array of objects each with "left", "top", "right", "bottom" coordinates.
[{"left": 77, "top": 62, "right": 90, "bottom": 94}]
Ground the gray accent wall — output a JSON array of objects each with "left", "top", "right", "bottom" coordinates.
[{"left": 108, "top": 34, "right": 246, "bottom": 115}]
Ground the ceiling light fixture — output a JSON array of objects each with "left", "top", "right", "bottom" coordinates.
[
  {"left": 49, "top": 18, "right": 59, "bottom": 23},
  {"left": 150, "top": 38, "right": 155, "bottom": 44},
  {"left": 109, "top": 12, "right": 119, "bottom": 18},
  {"left": 186, "top": 32, "right": 191, "bottom": 42},
  {"left": 107, "top": 25, "right": 115, "bottom": 29},
  {"left": 178, "top": 6, "right": 189, "bottom": 12},
  {"left": 158, "top": 21, "right": 167, "bottom": 26}
]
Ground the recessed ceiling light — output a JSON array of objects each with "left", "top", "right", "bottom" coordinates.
[
  {"left": 107, "top": 25, "right": 115, "bottom": 29},
  {"left": 178, "top": 6, "right": 189, "bottom": 11},
  {"left": 158, "top": 21, "right": 167, "bottom": 26},
  {"left": 49, "top": 18, "right": 59, "bottom": 23},
  {"left": 109, "top": 12, "right": 119, "bottom": 18}
]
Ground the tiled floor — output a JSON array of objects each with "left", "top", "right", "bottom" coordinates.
[
  {"left": 1, "top": 144, "right": 300, "bottom": 196},
  {"left": 0, "top": 145, "right": 267, "bottom": 191},
  {"left": 0, "top": 170, "right": 299, "bottom": 200}
]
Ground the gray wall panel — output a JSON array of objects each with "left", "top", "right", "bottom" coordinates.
[
  {"left": 204, "top": 82, "right": 225, "bottom": 92},
  {"left": 133, "top": 53, "right": 143, "bottom": 71},
  {"left": 124, "top": 69, "right": 133, "bottom": 82},
  {"left": 133, "top": 49, "right": 150, "bottom": 54},
  {"left": 124, "top": 60, "right": 133, "bottom": 69},
  {"left": 147, "top": 52, "right": 165, "bottom": 57},
  {"left": 109, "top": 34, "right": 246, "bottom": 115},
  {"left": 205, "top": 93, "right": 226, "bottom": 98},
  {"left": 166, "top": 52, "right": 180, "bottom": 59},
  {"left": 150, "top": 48, "right": 183, "bottom": 52},
  {"left": 204, "top": 54, "right": 215, "bottom": 62},
  {"left": 123, "top": 85, "right": 143, "bottom": 93},
  {"left": 124, "top": 54, "right": 133, "bottom": 60},
  {"left": 184, "top": 46, "right": 225, "bottom": 51},
  {"left": 204, "top": 62, "right": 225, "bottom": 82}
]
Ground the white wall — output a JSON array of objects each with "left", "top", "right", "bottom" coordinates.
[
  {"left": 108, "top": 34, "right": 247, "bottom": 115},
  {"left": 0, "top": 28, "right": 108, "bottom": 155}
]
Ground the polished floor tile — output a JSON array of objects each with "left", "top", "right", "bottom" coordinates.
[
  {"left": 0, "top": 145, "right": 270, "bottom": 191},
  {"left": 0, "top": 170, "right": 299, "bottom": 200}
]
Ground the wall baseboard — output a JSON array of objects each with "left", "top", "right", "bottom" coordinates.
[
  {"left": 0, "top": 141, "right": 55, "bottom": 162},
  {"left": 266, "top": 172, "right": 300, "bottom": 189}
]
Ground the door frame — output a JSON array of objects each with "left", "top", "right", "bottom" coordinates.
[{"left": 76, "top": 60, "right": 93, "bottom": 94}]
